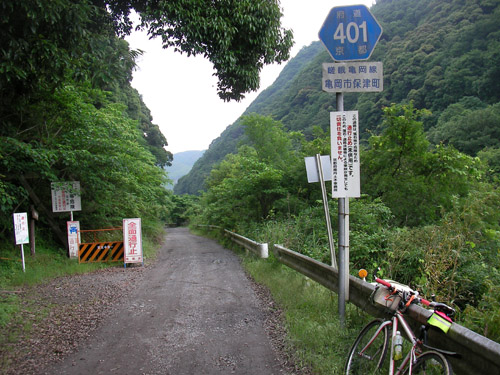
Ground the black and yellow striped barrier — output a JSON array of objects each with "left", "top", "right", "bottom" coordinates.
[{"left": 78, "top": 241, "right": 124, "bottom": 263}]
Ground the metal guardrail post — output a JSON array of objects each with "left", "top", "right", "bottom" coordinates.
[
  {"left": 224, "top": 230, "right": 268, "bottom": 259},
  {"left": 259, "top": 243, "right": 269, "bottom": 258}
]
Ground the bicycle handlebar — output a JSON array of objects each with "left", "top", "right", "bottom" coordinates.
[
  {"left": 374, "top": 277, "right": 455, "bottom": 317},
  {"left": 375, "top": 277, "right": 392, "bottom": 289}
]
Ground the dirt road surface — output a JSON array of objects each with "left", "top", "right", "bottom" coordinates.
[{"left": 42, "top": 227, "right": 292, "bottom": 375}]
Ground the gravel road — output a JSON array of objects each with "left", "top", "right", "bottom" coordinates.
[{"left": 1, "top": 227, "right": 305, "bottom": 375}]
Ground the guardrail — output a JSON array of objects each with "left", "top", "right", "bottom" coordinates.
[
  {"left": 274, "top": 244, "right": 500, "bottom": 375},
  {"left": 194, "top": 225, "right": 500, "bottom": 374},
  {"left": 195, "top": 225, "right": 223, "bottom": 231},
  {"left": 224, "top": 230, "right": 268, "bottom": 259}
]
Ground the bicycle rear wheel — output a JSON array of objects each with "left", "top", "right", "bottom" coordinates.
[
  {"left": 408, "top": 351, "right": 453, "bottom": 375},
  {"left": 345, "top": 319, "right": 389, "bottom": 374}
]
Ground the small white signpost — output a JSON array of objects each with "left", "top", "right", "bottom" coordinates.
[
  {"left": 51, "top": 181, "right": 81, "bottom": 214},
  {"left": 123, "top": 218, "right": 143, "bottom": 266},
  {"left": 13, "top": 212, "right": 29, "bottom": 272},
  {"left": 67, "top": 221, "right": 80, "bottom": 259},
  {"left": 51, "top": 181, "right": 82, "bottom": 257}
]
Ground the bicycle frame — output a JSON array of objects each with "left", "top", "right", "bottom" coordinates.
[{"left": 360, "top": 311, "right": 421, "bottom": 375}]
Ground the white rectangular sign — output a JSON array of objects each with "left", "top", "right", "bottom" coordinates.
[
  {"left": 51, "top": 181, "right": 81, "bottom": 213},
  {"left": 304, "top": 156, "right": 332, "bottom": 183},
  {"left": 322, "top": 62, "right": 383, "bottom": 93},
  {"left": 331, "top": 111, "right": 361, "bottom": 198},
  {"left": 67, "top": 221, "right": 80, "bottom": 258},
  {"left": 13, "top": 213, "right": 29, "bottom": 245},
  {"left": 123, "top": 218, "right": 143, "bottom": 264}
]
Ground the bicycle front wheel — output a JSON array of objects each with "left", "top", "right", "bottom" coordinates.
[
  {"left": 345, "top": 319, "right": 389, "bottom": 374},
  {"left": 408, "top": 351, "right": 453, "bottom": 375}
]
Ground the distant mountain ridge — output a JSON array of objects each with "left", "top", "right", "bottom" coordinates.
[
  {"left": 165, "top": 150, "right": 205, "bottom": 189},
  {"left": 173, "top": 42, "right": 324, "bottom": 195},
  {"left": 175, "top": 0, "right": 500, "bottom": 195}
]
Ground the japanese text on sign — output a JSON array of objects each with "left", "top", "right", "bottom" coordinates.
[
  {"left": 322, "top": 62, "right": 383, "bottom": 93},
  {"left": 123, "top": 218, "right": 143, "bottom": 264},
  {"left": 67, "top": 221, "right": 80, "bottom": 258},
  {"left": 51, "top": 181, "right": 81, "bottom": 212},
  {"left": 318, "top": 5, "right": 382, "bottom": 61},
  {"left": 13, "top": 213, "right": 29, "bottom": 245},
  {"left": 331, "top": 111, "right": 360, "bottom": 198}
]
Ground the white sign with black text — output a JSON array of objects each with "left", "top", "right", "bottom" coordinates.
[
  {"left": 13, "top": 212, "right": 28, "bottom": 272},
  {"left": 322, "top": 62, "right": 383, "bottom": 93},
  {"left": 51, "top": 181, "right": 81, "bottom": 213},
  {"left": 331, "top": 111, "right": 361, "bottom": 198}
]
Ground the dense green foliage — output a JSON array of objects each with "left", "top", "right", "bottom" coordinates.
[
  {"left": 192, "top": 103, "right": 500, "bottom": 342},
  {"left": 182, "top": 1, "right": 500, "bottom": 342},
  {"left": 1, "top": 0, "right": 293, "bottom": 246},
  {"left": 362, "top": 103, "right": 481, "bottom": 226},
  {"left": 177, "top": 0, "right": 500, "bottom": 195}
]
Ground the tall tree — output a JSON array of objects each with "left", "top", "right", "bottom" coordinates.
[
  {"left": 362, "top": 103, "right": 481, "bottom": 226},
  {"left": 0, "top": 0, "right": 292, "bottom": 241},
  {"left": 109, "top": 0, "right": 294, "bottom": 101}
]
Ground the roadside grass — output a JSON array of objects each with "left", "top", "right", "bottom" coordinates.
[
  {"left": 190, "top": 226, "right": 373, "bottom": 373},
  {"left": 242, "top": 253, "right": 372, "bottom": 374},
  {"left": 0, "top": 229, "right": 160, "bottom": 335}
]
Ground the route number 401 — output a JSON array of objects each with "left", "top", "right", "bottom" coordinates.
[{"left": 334, "top": 21, "right": 368, "bottom": 44}]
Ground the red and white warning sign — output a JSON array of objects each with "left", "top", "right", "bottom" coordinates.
[
  {"left": 330, "top": 111, "right": 361, "bottom": 198},
  {"left": 123, "top": 218, "right": 143, "bottom": 264}
]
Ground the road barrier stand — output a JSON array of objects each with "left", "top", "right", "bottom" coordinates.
[
  {"left": 78, "top": 241, "right": 124, "bottom": 263},
  {"left": 78, "top": 227, "right": 124, "bottom": 264}
]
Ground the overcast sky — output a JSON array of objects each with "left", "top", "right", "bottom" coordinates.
[{"left": 126, "top": 0, "right": 374, "bottom": 154}]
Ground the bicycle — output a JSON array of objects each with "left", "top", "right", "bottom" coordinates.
[{"left": 345, "top": 275, "right": 459, "bottom": 374}]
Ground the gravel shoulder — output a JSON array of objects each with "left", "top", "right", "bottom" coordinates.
[{"left": 0, "top": 228, "right": 308, "bottom": 375}]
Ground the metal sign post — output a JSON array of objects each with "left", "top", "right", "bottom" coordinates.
[
  {"left": 305, "top": 155, "right": 337, "bottom": 269},
  {"left": 320, "top": 3, "right": 383, "bottom": 328},
  {"left": 316, "top": 155, "right": 337, "bottom": 269},
  {"left": 337, "top": 93, "right": 348, "bottom": 326}
]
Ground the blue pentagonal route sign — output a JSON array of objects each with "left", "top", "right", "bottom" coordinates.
[{"left": 319, "top": 5, "right": 383, "bottom": 61}]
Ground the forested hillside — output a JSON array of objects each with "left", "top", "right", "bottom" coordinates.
[
  {"left": 187, "top": 0, "right": 500, "bottom": 343},
  {"left": 176, "top": 0, "right": 500, "bottom": 195},
  {"left": 0, "top": 0, "right": 293, "bottom": 246},
  {"left": 165, "top": 150, "right": 205, "bottom": 189},
  {"left": 1, "top": 2, "right": 172, "bottom": 246}
]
